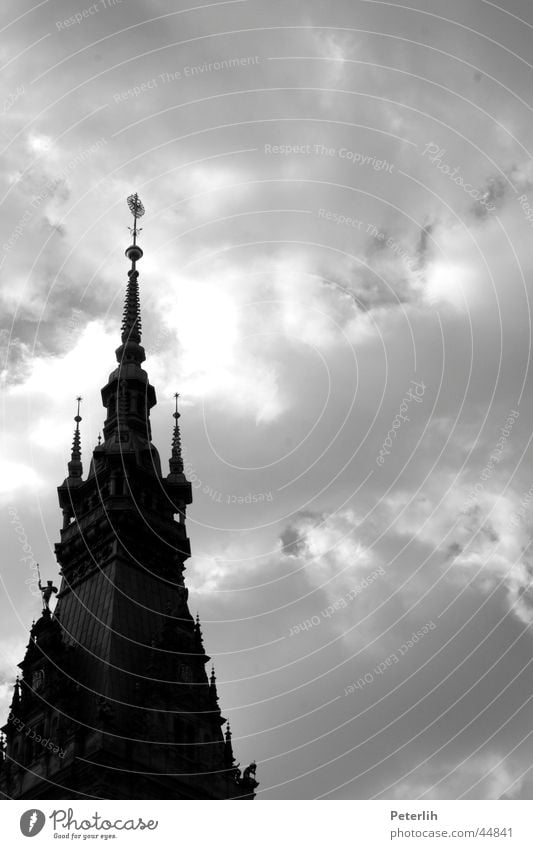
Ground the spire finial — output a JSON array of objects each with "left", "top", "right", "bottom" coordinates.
[
  {"left": 169, "top": 393, "right": 184, "bottom": 476},
  {"left": 120, "top": 194, "right": 146, "bottom": 354},
  {"left": 127, "top": 192, "right": 145, "bottom": 247},
  {"left": 67, "top": 396, "right": 83, "bottom": 479}
]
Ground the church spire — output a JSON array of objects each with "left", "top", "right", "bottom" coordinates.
[
  {"left": 98, "top": 192, "right": 160, "bottom": 461},
  {"left": 116, "top": 194, "right": 146, "bottom": 366},
  {"left": 66, "top": 396, "right": 83, "bottom": 481}
]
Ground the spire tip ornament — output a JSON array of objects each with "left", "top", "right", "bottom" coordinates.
[
  {"left": 125, "top": 193, "right": 145, "bottom": 263},
  {"left": 120, "top": 193, "right": 146, "bottom": 353}
]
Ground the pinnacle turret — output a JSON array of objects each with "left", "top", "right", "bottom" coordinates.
[
  {"left": 66, "top": 396, "right": 83, "bottom": 482},
  {"left": 169, "top": 393, "right": 185, "bottom": 478},
  {"left": 10, "top": 677, "right": 20, "bottom": 713},
  {"left": 224, "top": 721, "right": 235, "bottom": 767}
]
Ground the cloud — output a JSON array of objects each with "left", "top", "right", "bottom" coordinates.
[
  {"left": 280, "top": 508, "right": 374, "bottom": 587},
  {"left": 9, "top": 320, "right": 114, "bottom": 401},
  {"left": 3, "top": 0, "right": 533, "bottom": 800},
  {"left": 1, "top": 321, "right": 117, "bottom": 504},
  {"left": 0, "top": 460, "right": 42, "bottom": 498},
  {"left": 389, "top": 752, "right": 526, "bottom": 799},
  {"left": 0, "top": 332, "right": 34, "bottom": 386},
  {"left": 377, "top": 472, "right": 533, "bottom": 628}
]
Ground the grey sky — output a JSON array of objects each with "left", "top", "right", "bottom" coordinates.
[{"left": 2, "top": 0, "right": 533, "bottom": 799}]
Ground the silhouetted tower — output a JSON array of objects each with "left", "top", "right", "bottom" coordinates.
[{"left": 0, "top": 195, "right": 258, "bottom": 800}]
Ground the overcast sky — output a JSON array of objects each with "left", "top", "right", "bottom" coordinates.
[{"left": 2, "top": 0, "right": 533, "bottom": 800}]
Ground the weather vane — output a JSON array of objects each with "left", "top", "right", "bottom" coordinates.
[{"left": 127, "top": 193, "right": 145, "bottom": 245}]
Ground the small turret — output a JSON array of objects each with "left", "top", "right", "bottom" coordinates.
[
  {"left": 10, "top": 678, "right": 20, "bottom": 713},
  {"left": 168, "top": 393, "right": 185, "bottom": 480},
  {"left": 65, "top": 397, "right": 83, "bottom": 483},
  {"left": 209, "top": 664, "right": 219, "bottom": 705},
  {"left": 165, "top": 394, "right": 192, "bottom": 521},
  {"left": 224, "top": 721, "right": 235, "bottom": 768},
  {"left": 57, "top": 397, "right": 84, "bottom": 527}
]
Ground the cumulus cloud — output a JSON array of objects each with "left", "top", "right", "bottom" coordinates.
[{"left": 280, "top": 508, "right": 375, "bottom": 587}]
